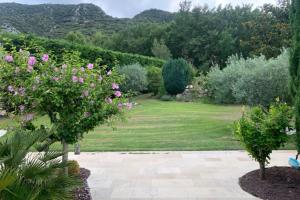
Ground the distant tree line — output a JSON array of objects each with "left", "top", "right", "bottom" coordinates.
[{"left": 66, "top": 0, "right": 291, "bottom": 72}]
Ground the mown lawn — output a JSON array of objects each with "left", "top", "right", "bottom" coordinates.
[{"left": 0, "top": 97, "right": 296, "bottom": 151}]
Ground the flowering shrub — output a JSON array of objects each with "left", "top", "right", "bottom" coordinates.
[{"left": 0, "top": 47, "right": 130, "bottom": 166}]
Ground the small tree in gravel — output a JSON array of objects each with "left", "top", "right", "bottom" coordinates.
[{"left": 234, "top": 102, "right": 292, "bottom": 180}]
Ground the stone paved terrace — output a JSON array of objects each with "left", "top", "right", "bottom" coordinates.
[{"left": 70, "top": 151, "right": 296, "bottom": 200}]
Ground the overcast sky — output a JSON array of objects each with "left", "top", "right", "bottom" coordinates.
[{"left": 0, "top": 0, "right": 277, "bottom": 18}]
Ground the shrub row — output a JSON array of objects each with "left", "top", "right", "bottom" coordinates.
[
  {"left": 206, "top": 50, "right": 290, "bottom": 106},
  {"left": 117, "top": 63, "right": 148, "bottom": 95},
  {"left": 117, "top": 64, "right": 162, "bottom": 96},
  {"left": 0, "top": 33, "right": 165, "bottom": 68}
]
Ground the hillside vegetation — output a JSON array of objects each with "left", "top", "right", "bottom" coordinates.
[
  {"left": 0, "top": 1, "right": 291, "bottom": 71},
  {"left": 0, "top": 3, "right": 173, "bottom": 37}
]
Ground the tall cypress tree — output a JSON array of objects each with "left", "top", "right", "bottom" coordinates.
[{"left": 290, "top": 0, "right": 300, "bottom": 159}]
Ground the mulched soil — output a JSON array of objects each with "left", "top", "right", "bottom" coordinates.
[
  {"left": 239, "top": 167, "right": 300, "bottom": 200},
  {"left": 73, "top": 168, "right": 92, "bottom": 200}
]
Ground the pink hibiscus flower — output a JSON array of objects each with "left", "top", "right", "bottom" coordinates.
[{"left": 115, "top": 91, "right": 122, "bottom": 97}]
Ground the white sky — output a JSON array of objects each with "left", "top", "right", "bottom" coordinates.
[{"left": 0, "top": 0, "right": 278, "bottom": 18}]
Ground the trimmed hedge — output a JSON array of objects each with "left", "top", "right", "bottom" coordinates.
[{"left": 0, "top": 33, "right": 165, "bottom": 67}]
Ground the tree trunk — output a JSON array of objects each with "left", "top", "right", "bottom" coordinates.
[
  {"left": 74, "top": 142, "right": 80, "bottom": 155},
  {"left": 296, "top": 115, "right": 300, "bottom": 156},
  {"left": 259, "top": 162, "right": 266, "bottom": 180},
  {"left": 290, "top": 0, "right": 300, "bottom": 157},
  {"left": 62, "top": 140, "right": 69, "bottom": 175}
]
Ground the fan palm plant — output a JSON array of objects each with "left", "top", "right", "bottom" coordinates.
[{"left": 0, "top": 128, "right": 81, "bottom": 200}]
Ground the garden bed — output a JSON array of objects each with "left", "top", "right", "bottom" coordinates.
[
  {"left": 239, "top": 167, "right": 300, "bottom": 200},
  {"left": 74, "top": 168, "right": 92, "bottom": 200}
]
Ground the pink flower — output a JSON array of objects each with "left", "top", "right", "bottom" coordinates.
[
  {"left": 84, "top": 112, "right": 91, "bottom": 117},
  {"left": 28, "top": 56, "right": 36, "bottom": 66},
  {"left": 79, "top": 77, "right": 84, "bottom": 84},
  {"left": 5, "top": 55, "right": 13, "bottom": 62},
  {"left": 27, "top": 65, "right": 33, "bottom": 73},
  {"left": 107, "top": 70, "right": 112, "bottom": 76},
  {"left": 81, "top": 67, "right": 85, "bottom": 72},
  {"left": 118, "top": 103, "right": 123, "bottom": 110},
  {"left": 15, "top": 67, "right": 20, "bottom": 74},
  {"left": 42, "top": 54, "right": 49, "bottom": 62},
  {"left": 115, "top": 91, "right": 122, "bottom": 97},
  {"left": 72, "top": 76, "right": 78, "bottom": 83},
  {"left": 23, "top": 113, "right": 34, "bottom": 122},
  {"left": 18, "top": 87, "right": 26, "bottom": 96},
  {"left": 112, "top": 83, "right": 119, "bottom": 90},
  {"left": 52, "top": 77, "right": 59, "bottom": 82},
  {"left": 106, "top": 98, "right": 113, "bottom": 104},
  {"left": 98, "top": 75, "right": 103, "bottom": 81},
  {"left": 7, "top": 85, "right": 14, "bottom": 92},
  {"left": 19, "top": 105, "right": 25, "bottom": 113},
  {"left": 82, "top": 90, "right": 89, "bottom": 97},
  {"left": 126, "top": 103, "right": 133, "bottom": 110},
  {"left": 87, "top": 63, "right": 94, "bottom": 70}
]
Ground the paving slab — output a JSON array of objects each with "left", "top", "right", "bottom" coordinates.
[{"left": 69, "top": 151, "right": 296, "bottom": 200}]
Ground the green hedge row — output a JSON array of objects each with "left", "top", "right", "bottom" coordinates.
[{"left": 0, "top": 33, "right": 165, "bottom": 67}]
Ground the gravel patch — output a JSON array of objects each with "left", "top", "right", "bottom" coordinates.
[{"left": 74, "top": 168, "right": 92, "bottom": 200}]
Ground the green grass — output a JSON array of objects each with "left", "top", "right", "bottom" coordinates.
[{"left": 0, "top": 98, "right": 296, "bottom": 151}]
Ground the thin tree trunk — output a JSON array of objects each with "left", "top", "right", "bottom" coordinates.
[
  {"left": 74, "top": 133, "right": 81, "bottom": 155},
  {"left": 62, "top": 140, "right": 69, "bottom": 176},
  {"left": 74, "top": 142, "right": 80, "bottom": 155},
  {"left": 296, "top": 115, "right": 300, "bottom": 159},
  {"left": 259, "top": 162, "right": 266, "bottom": 180}
]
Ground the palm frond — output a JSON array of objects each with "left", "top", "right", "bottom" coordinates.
[
  {"left": 40, "top": 151, "right": 64, "bottom": 163},
  {"left": 0, "top": 128, "right": 81, "bottom": 200},
  {"left": 0, "top": 168, "right": 17, "bottom": 191}
]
